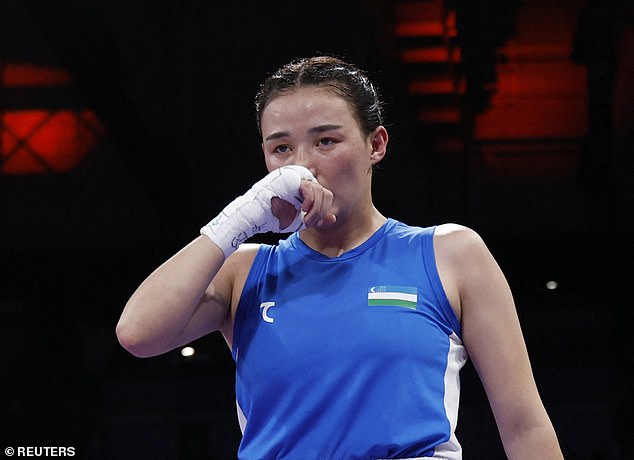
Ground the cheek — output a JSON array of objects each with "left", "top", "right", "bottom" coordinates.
[
  {"left": 335, "top": 147, "right": 369, "bottom": 176},
  {"left": 339, "top": 157, "right": 361, "bottom": 178},
  {"left": 321, "top": 154, "right": 363, "bottom": 189},
  {"left": 264, "top": 155, "right": 286, "bottom": 172}
]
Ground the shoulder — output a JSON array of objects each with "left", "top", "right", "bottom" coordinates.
[
  {"left": 212, "top": 243, "right": 263, "bottom": 300},
  {"left": 432, "top": 224, "right": 493, "bottom": 320},
  {"left": 218, "top": 243, "right": 265, "bottom": 344},
  {"left": 433, "top": 223, "right": 496, "bottom": 280},
  {"left": 433, "top": 222, "right": 482, "bottom": 241},
  {"left": 228, "top": 243, "right": 262, "bottom": 263},
  {"left": 224, "top": 243, "right": 263, "bottom": 278},
  {"left": 434, "top": 223, "right": 509, "bottom": 310},
  {"left": 433, "top": 223, "right": 488, "bottom": 262}
]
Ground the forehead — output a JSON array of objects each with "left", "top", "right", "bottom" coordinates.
[{"left": 260, "top": 87, "right": 357, "bottom": 130}]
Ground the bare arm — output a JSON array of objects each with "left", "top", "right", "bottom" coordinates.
[
  {"left": 116, "top": 236, "right": 233, "bottom": 358},
  {"left": 435, "top": 224, "right": 563, "bottom": 459},
  {"left": 116, "top": 166, "right": 335, "bottom": 358}
]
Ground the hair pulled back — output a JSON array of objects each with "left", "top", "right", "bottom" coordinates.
[{"left": 255, "top": 56, "right": 384, "bottom": 136}]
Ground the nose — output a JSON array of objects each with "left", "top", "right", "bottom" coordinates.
[{"left": 292, "top": 146, "right": 317, "bottom": 176}]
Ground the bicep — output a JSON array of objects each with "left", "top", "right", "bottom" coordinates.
[
  {"left": 169, "top": 258, "right": 235, "bottom": 350},
  {"left": 460, "top": 237, "right": 533, "bottom": 399},
  {"left": 169, "top": 307, "right": 222, "bottom": 351},
  {"left": 170, "top": 244, "right": 259, "bottom": 350},
  {"left": 451, "top": 229, "right": 547, "bottom": 438}
]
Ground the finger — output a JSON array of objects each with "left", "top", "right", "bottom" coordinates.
[
  {"left": 314, "top": 188, "right": 335, "bottom": 227},
  {"left": 299, "top": 180, "right": 315, "bottom": 214},
  {"left": 315, "top": 215, "right": 336, "bottom": 229},
  {"left": 305, "top": 183, "right": 337, "bottom": 228},
  {"left": 304, "top": 182, "right": 325, "bottom": 227}
]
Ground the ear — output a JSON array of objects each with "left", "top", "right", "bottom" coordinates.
[{"left": 369, "top": 126, "right": 388, "bottom": 165}]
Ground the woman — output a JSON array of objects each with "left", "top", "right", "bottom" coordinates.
[{"left": 116, "top": 56, "right": 563, "bottom": 459}]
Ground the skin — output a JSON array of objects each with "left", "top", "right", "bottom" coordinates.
[
  {"left": 116, "top": 86, "right": 563, "bottom": 459},
  {"left": 261, "top": 86, "right": 388, "bottom": 254}
]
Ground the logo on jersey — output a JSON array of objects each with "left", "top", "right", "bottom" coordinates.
[
  {"left": 368, "top": 286, "right": 418, "bottom": 309},
  {"left": 260, "top": 301, "right": 277, "bottom": 323}
]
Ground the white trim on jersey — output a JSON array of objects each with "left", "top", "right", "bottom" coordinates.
[
  {"left": 237, "top": 400, "right": 247, "bottom": 434},
  {"left": 432, "top": 332, "right": 468, "bottom": 459}
]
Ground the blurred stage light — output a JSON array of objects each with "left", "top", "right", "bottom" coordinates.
[
  {"left": 546, "top": 280, "right": 558, "bottom": 290},
  {"left": 1, "top": 62, "right": 104, "bottom": 175},
  {"left": 181, "top": 346, "right": 195, "bottom": 357}
]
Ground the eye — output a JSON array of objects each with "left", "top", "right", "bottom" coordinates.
[
  {"left": 272, "top": 144, "right": 291, "bottom": 154},
  {"left": 317, "top": 137, "right": 337, "bottom": 147}
]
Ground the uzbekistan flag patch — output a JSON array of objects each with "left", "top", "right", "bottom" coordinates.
[{"left": 368, "top": 286, "right": 418, "bottom": 309}]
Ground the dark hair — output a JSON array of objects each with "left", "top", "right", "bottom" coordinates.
[{"left": 255, "top": 56, "right": 384, "bottom": 136}]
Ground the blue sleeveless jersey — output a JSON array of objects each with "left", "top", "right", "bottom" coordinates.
[{"left": 232, "top": 219, "right": 468, "bottom": 459}]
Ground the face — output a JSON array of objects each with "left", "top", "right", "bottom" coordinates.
[{"left": 260, "top": 86, "right": 387, "bottom": 221}]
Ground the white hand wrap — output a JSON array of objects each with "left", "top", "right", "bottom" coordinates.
[{"left": 200, "top": 165, "right": 315, "bottom": 258}]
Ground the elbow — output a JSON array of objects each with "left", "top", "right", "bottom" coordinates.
[{"left": 116, "top": 319, "right": 158, "bottom": 358}]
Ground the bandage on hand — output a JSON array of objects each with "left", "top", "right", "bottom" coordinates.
[{"left": 200, "top": 165, "right": 315, "bottom": 258}]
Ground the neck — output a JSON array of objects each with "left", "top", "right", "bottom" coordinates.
[{"left": 299, "top": 206, "right": 387, "bottom": 258}]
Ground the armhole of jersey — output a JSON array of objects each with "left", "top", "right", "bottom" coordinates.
[
  {"left": 423, "top": 226, "right": 462, "bottom": 340},
  {"left": 231, "top": 244, "right": 273, "bottom": 361}
]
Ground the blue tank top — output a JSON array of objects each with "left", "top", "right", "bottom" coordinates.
[{"left": 232, "top": 219, "right": 468, "bottom": 459}]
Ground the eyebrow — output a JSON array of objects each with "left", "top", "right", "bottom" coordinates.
[
  {"left": 308, "top": 124, "right": 342, "bottom": 134},
  {"left": 264, "top": 131, "right": 290, "bottom": 142},
  {"left": 264, "top": 124, "right": 343, "bottom": 142}
]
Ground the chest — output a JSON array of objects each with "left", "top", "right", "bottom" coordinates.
[{"left": 234, "top": 256, "right": 454, "bottom": 384}]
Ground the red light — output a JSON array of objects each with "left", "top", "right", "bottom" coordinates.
[
  {"left": 1, "top": 63, "right": 73, "bottom": 88},
  {"left": 1, "top": 63, "right": 105, "bottom": 175},
  {"left": 1, "top": 110, "right": 103, "bottom": 174}
]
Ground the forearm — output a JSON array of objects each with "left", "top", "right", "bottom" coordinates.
[
  {"left": 502, "top": 419, "right": 563, "bottom": 460},
  {"left": 117, "top": 165, "right": 320, "bottom": 357},
  {"left": 116, "top": 236, "right": 226, "bottom": 357}
]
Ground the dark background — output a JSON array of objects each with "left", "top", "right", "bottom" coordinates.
[{"left": 1, "top": 0, "right": 633, "bottom": 458}]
